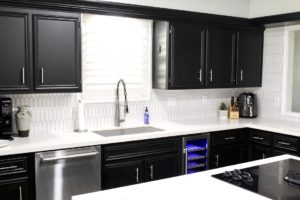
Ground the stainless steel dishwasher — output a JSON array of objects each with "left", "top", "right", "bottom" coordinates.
[{"left": 35, "top": 146, "right": 101, "bottom": 200}]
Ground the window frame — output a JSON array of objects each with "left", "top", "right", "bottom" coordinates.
[
  {"left": 281, "top": 25, "right": 300, "bottom": 117},
  {"left": 79, "top": 14, "right": 153, "bottom": 104}
]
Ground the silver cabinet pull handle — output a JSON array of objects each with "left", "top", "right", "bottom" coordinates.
[
  {"left": 253, "top": 136, "right": 264, "bottom": 141},
  {"left": 278, "top": 141, "right": 291, "bottom": 146},
  {"left": 225, "top": 137, "right": 236, "bottom": 140},
  {"left": 150, "top": 165, "right": 154, "bottom": 180},
  {"left": 262, "top": 153, "right": 266, "bottom": 159},
  {"left": 215, "top": 154, "right": 219, "bottom": 167},
  {"left": 41, "top": 68, "right": 44, "bottom": 84},
  {"left": 40, "top": 151, "right": 98, "bottom": 162},
  {"left": 184, "top": 148, "right": 188, "bottom": 174},
  {"left": 135, "top": 167, "right": 139, "bottom": 183},
  {"left": 209, "top": 69, "right": 213, "bottom": 82},
  {"left": 198, "top": 69, "right": 202, "bottom": 82},
  {"left": 0, "top": 165, "right": 18, "bottom": 171},
  {"left": 21, "top": 67, "right": 25, "bottom": 84},
  {"left": 240, "top": 69, "right": 243, "bottom": 82},
  {"left": 19, "top": 186, "right": 22, "bottom": 200}
]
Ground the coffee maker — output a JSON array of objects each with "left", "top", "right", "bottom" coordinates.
[
  {"left": 238, "top": 93, "right": 258, "bottom": 118},
  {"left": 0, "top": 98, "right": 13, "bottom": 139}
]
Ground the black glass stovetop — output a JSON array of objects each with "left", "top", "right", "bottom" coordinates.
[{"left": 212, "top": 159, "right": 300, "bottom": 200}]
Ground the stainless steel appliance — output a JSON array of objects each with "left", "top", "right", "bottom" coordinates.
[
  {"left": 35, "top": 146, "right": 101, "bottom": 200},
  {"left": 212, "top": 159, "right": 300, "bottom": 199},
  {"left": 238, "top": 93, "right": 258, "bottom": 118},
  {"left": 0, "top": 98, "right": 13, "bottom": 140},
  {"left": 182, "top": 133, "right": 209, "bottom": 174}
]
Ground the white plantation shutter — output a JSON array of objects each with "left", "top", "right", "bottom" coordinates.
[{"left": 82, "top": 14, "right": 152, "bottom": 102}]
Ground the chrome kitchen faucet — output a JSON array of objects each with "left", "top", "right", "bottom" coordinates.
[{"left": 115, "top": 79, "right": 129, "bottom": 127}]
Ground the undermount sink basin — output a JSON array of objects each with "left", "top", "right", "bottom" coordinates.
[{"left": 93, "top": 126, "right": 164, "bottom": 137}]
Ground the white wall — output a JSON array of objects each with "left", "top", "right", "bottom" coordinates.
[
  {"left": 249, "top": 0, "right": 300, "bottom": 18},
  {"left": 99, "top": 0, "right": 250, "bottom": 18}
]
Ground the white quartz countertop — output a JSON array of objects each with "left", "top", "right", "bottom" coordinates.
[
  {"left": 1, "top": 118, "right": 300, "bottom": 156},
  {"left": 73, "top": 155, "right": 299, "bottom": 200}
]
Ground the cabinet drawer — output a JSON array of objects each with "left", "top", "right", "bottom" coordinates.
[
  {"left": 273, "top": 135, "right": 299, "bottom": 152},
  {"left": 0, "top": 157, "right": 27, "bottom": 176},
  {"left": 103, "top": 138, "right": 181, "bottom": 161},
  {"left": 211, "top": 129, "right": 244, "bottom": 146},
  {"left": 249, "top": 130, "right": 272, "bottom": 146}
]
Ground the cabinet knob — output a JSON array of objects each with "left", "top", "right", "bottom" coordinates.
[
  {"left": 41, "top": 68, "right": 44, "bottom": 84},
  {"left": 21, "top": 67, "right": 25, "bottom": 85},
  {"left": 135, "top": 167, "right": 139, "bottom": 183},
  {"left": 149, "top": 165, "right": 154, "bottom": 180},
  {"left": 19, "top": 186, "right": 22, "bottom": 200},
  {"left": 209, "top": 69, "right": 213, "bottom": 83},
  {"left": 214, "top": 154, "right": 219, "bottom": 167},
  {"left": 240, "top": 69, "right": 243, "bottom": 82},
  {"left": 198, "top": 69, "right": 202, "bottom": 83}
]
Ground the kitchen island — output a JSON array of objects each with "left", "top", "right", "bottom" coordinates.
[{"left": 73, "top": 155, "right": 299, "bottom": 200}]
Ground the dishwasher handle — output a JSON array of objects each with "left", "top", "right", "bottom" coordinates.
[{"left": 40, "top": 150, "right": 99, "bottom": 162}]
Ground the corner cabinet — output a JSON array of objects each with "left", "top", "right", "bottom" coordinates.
[
  {"left": 0, "top": 7, "right": 81, "bottom": 93},
  {"left": 102, "top": 137, "right": 181, "bottom": 190},
  {"left": 153, "top": 21, "right": 264, "bottom": 90},
  {"left": 33, "top": 13, "right": 81, "bottom": 92},
  {"left": 236, "top": 29, "right": 263, "bottom": 87}
]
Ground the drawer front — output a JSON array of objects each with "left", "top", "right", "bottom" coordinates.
[
  {"left": 249, "top": 130, "right": 272, "bottom": 146},
  {"left": 103, "top": 138, "right": 181, "bottom": 161},
  {"left": 0, "top": 157, "right": 27, "bottom": 176},
  {"left": 211, "top": 129, "right": 245, "bottom": 146},
  {"left": 273, "top": 135, "right": 299, "bottom": 152}
]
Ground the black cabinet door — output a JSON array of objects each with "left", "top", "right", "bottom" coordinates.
[
  {"left": 33, "top": 13, "right": 81, "bottom": 92},
  {"left": 170, "top": 22, "right": 205, "bottom": 89},
  {"left": 0, "top": 178, "right": 28, "bottom": 200},
  {"left": 0, "top": 11, "right": 30, "bottom": 92},
  {"left": 236, "top": 30, "right": 263, "bottom": 87},
  {"left": 102, "top": 160, "right": 144, "bottom": 190},
  {"left": 206, "top": 27, "right": 236, "bottom": 88},
  {"left": 145, "top": 154, "right": 180, "bottom": 182},
  {"left": 210, "top": 145, "right": 245, "bottom": 169},
  {"left": 248, "top": 144, "right": 272, "bottom": 161}
]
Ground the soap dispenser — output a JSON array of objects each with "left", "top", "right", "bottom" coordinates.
[{"left": 144, "top": 107, "right": 149, "bottom": 125}]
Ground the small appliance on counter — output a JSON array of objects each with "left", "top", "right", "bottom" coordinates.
[
  {"left": 238, "top": 93, "right": 258, "bottom": 118},
  {"left": 0, "top": 98, "right": 13, "bottom": 140}
]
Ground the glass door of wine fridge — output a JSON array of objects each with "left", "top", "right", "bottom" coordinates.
[{"left": 182, "top": 133, "right": 209, "bottom": 174}]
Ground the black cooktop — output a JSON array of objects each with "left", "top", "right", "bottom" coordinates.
[{"left": 212, "top": 159, "right": 300, "bottom": 200}]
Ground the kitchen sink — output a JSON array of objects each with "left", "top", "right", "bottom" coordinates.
[{"left": 93, "top": 126, "right": 164, "bottom": 137}]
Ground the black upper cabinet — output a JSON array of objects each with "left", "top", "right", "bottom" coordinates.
[
  {"left": 0, "top": 11, "right": 30, "bottom": 92},
  {"left": 169, "top": 22, "right": 205, "bottom": 89},
  {"left": 236, "top": 29, "right": 263, "bottom": 87},
  {"left": 33, "top": 13, "right": 81, "bottom": 91},
  {"left": 205, "top": 27, "right": 236, "bottom": 88},
  {"left": 0, "top": 8, "right": 81, "bottom": 94},
  {"left": 153, "top": 21, "right": 264, "bottom": 90}
]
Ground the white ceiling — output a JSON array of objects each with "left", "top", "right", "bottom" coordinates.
[{"left": 98, "top": 0, "right": 300, "bottom": 18}]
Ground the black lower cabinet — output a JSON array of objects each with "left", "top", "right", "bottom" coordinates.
[
  {"left": 211, "top": 145, "right": 245, "bottom": 169},
  {"left": 145, "top": 154, "right": 180, "bottom": 182},
  {"left": 0, "top": 178, "right": 28, "bottom": 200},
  {"left": 248, "top": 144, "right": 272, "bottom": 161},
  {"left": 102, "top": 137, "right": 181, "bottom": 190},
  {"left": 0, "top": 154, "right": 35, "bottom": 200},
  {"left": 103, "top": 160, "right": 144, "bottom": 189}
]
